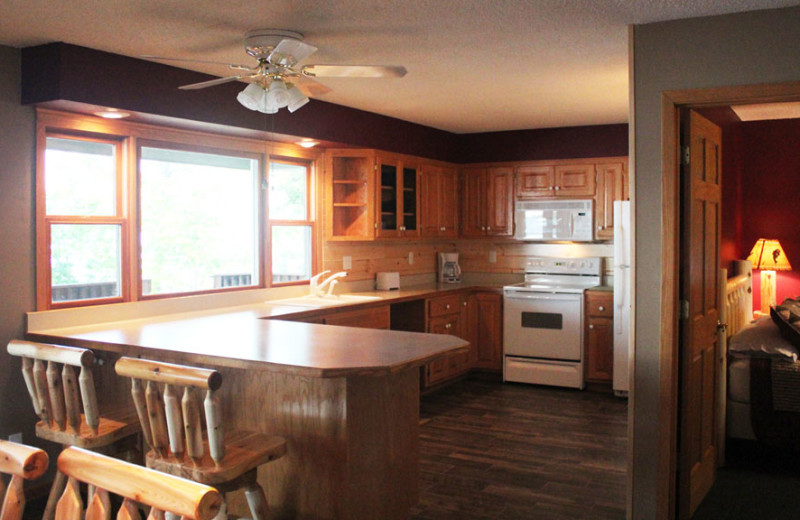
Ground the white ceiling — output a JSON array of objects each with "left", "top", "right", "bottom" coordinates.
[{"left": 1, "top": 0, "right": 798, "bottom": 133}]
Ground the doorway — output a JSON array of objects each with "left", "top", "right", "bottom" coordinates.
[{"left": 660, "top": 82, "right": 800, "bottom": 519}]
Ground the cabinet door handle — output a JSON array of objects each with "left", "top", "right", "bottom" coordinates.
[
  {"left": 463, "top": 301, "right": 467, "bottom": 307},
  {"left": 598, "top": 225, "right": 603, "bottom": 230},
  {"left": 445, "top": 304, "right": 450, "bottom": 310},
  {"left": 554, "top": 186, "right": 560, "bottom": 191},
  {"left": 589, "top": 324, "right": 594, "bottom": 329},
  {"left": 445, "top": 323, "right": 452, "bottom": 329},
  {"left": 598, "top": 306, "right": 605, "bottom": 311}
]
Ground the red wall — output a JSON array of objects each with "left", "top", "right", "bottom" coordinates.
[{"left": 722, "top": 118, "right": 800, "bottom": 309}]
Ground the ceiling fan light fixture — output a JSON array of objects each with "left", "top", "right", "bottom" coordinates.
[
  {"left": 287, "top": 86, "right": 309, "bottom": 113},
  {"left": 237, "top": 83, "right": 267, "bottom": 111},
  {"left": 266, "top": 79, "right": 290, "bottom": 109}
]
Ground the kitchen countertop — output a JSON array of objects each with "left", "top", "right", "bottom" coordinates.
[{"left": 26, "top": 282, "right": 503, "bottom": 378}]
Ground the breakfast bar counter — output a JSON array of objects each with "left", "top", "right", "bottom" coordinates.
[{"left": 27, "top": 303, "right": 468, "bottom": 519}]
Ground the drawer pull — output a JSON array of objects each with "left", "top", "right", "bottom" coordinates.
[
  {"left": 589, "top": 324, "right": 594, "bottom": 329},
  {"left": 445, "top": 304, "right": 450, "bottom": 310},
  {"left": 445, "top": 323, "right": 452, "bottom": 329},
  {"left": 598, "top": 306, "right": 605, "bottom": 311}
]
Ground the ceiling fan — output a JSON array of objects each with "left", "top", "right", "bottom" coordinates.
[{"left": 145, "top": 29, "right": 407, "bottom": 114}]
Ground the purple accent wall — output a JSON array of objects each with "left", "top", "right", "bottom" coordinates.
[
  {"left": 457, "top": 124, "right": 629, "bottom": 163},
  {"left": 21, "top": 42, "right": 627, "bottom": 163}
]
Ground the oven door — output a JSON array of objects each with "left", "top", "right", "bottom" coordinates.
[{"left": 503, "top": 290, "right": 583, "bottom": 361}]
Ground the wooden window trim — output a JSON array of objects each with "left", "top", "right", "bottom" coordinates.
[{"left": 35, "top": 109, "right": 321, "bottom": 309}]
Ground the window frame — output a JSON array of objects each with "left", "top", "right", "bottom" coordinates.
[
  {"left": 35, "top": 109, "right": 320, "bottom": 310},
  {"left": 267, "top": 157, "right": 317, "bottom": 287}
]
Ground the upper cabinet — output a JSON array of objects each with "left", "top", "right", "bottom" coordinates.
[
  {"left": 376, "top": 154, "right": 419, "bottom": 238},
  {"left": 326, "top": 149, "right": 376, "bottom": 241},
  {"left": 594, "top": 159, "right": 629, "bottom": 241},
  {"left": 420, "top": 163, "right": 459, "bottom": 238},
  {"left": 461, "top": 166, "right": 514, "bottom": 238},
  {"left": 516, "top": 163, "right": 595, "bottom": 199}
]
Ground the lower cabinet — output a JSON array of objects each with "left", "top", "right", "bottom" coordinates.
[
  {"left": 584, "top": 290, "right": 614, "bottom": 383},
  {"left": 422, "top": 290, "right": 502, "bottom": 390},
  {"left": 283, "top": 305, "right": 391, "bottom": 329}
]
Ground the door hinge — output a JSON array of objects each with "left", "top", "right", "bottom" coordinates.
[
  {"left": 679, "top": 299, "right": 690, "bottom": 320},
  {"left": 681, "top": 145, "right": 690, "bottom": 166}
]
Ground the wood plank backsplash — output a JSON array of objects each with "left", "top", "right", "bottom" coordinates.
[{"left": 324, "top": 240, "right": 614, "bottom": 282}]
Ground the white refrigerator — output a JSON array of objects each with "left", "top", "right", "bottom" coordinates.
[{"left": 613, "top": 200, "right": 632, "bottom": 396}]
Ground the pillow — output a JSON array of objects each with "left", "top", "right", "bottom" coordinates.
[
  {"left": 770, "top": 299, "right": 800, "bottom": 350},
  {"left": 729, "top": 315, "right": 799, "bottom": 361}
]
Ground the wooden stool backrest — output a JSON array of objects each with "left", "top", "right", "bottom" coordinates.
[
  {"left": 0, "top": 439, "right": 48, "bottom": 520},
  {"left": 55, "top": 447, "right": 221, "bottom": 520},
  {"left": 7, "top": 340, "right": 100, "bottom": 435},
  {"left": 114, "top": 358, "right": 225, "bottom": 463}
]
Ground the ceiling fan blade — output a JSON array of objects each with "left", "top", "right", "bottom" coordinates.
[
  {"left": 268, "top": 38, "right": 318, "bottom": 67},
  {"left": 179, "top": 74, "right": 249, "bottom": 90},
  {"left": 142, "top": 55, "right": 252, "bottom": 70},
  {"left": 290, "top": 75, "right": 332, "bottom": 97},
  {"left": 301, "top": 65, "right": 407, "bottom": 78}
]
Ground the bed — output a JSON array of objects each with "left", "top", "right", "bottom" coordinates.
[{"left": 722, "top": 259, "right": 800, "bottom": 457}]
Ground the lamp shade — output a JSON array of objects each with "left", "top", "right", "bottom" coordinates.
[{"left": 746, "top": 238, "right": 792, "bottom": 271}]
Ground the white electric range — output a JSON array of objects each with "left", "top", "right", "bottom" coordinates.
[{"left": 503, "top": 256, "right": 602, "bottom": 389}]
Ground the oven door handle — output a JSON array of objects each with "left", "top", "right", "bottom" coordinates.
[{"left": 503, "top": 292, "right": 581, "bottom": 302}]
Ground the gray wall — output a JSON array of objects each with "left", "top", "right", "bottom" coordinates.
[
  {"left": 632, "top": 6, "right": 800, "bottom": 518},
  {"left": 0, "top": 45, "right": 38, "bottom": 441}
]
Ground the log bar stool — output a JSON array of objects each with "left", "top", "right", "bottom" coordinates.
[
  {"left": 114, "top": 357, "right": 286, "bottom": 520},
  {"left": 6, "top": 340, "right": 141, "bottom": 520},
  {"left": 56, "top": 446, "right": 222, "bottom": 520},
  {"left": 0, "top": 439, "right": 48, "bottom": 520}
]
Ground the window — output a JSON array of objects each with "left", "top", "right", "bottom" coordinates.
[
  {"left": 43, "top": 136, "right": 126, "bottom": 305},
  {"left": 139, "top": 145, "right": 260, "bottom": 296},
  {"left": 36, "top": 111, "right": 318, "bottom": 309},
  {"left": 268, "top": 160, "right": 314, "bottom": 284}
]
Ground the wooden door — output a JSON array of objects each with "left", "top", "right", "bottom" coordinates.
[
  {"left": 419, "top": 166, "right": 441, "bottom": 236},
  {"left": 439, "top": 167, "right": 459, "bottom": 237},
  {"left": 516, "top": 165, "right": 555, "bottom": 198},
  {"left": 677, "top": 109, "right": 722, "bottom": 519},
  {"left": 461, "top": 167, "right": 486, "bottom": 237},
  {"left": 554, "top": 164, "right": 595, "bottom": 197},
  {"left": 485, "top": 167, "right": 514, "bottom": 236},
  {"left": 595, "top": 162, "right": 625, "bottom": 240}
]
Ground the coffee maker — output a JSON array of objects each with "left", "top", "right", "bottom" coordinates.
[{"left": 438, "top": 252, "right": 462, "bottom": 283}]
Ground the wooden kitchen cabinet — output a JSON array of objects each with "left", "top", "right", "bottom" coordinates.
[
  {"left": 472, "top": 291, "right": 503, "bottom": 371},
  {"left": 594, "top": 159, "right": 628, "bottom": 241},
  {"left": 423, "top": 294, "right": 471, "bottom": 388},
  {"left": 516, "top": 162, "right": 595, "bottom": 199},
  {"left": 376, "top": 154, "right": 420, "bottom": 238},
  {"left": 420, "top": 163, "right": 459, "bottom": 237},
  {"left": 460, "top": 166, "right": 514, "bottom": 237},
  {"left": 584, "top": 290, "right": 614, "bottom": 384},
  {"left": 325, "top": 149, "right": 376, "bottom": 241}
]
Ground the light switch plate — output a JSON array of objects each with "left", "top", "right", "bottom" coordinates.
[
  {"left": 489, "top": 250, "right": 497, "bottom": 263},
  {"left": 343, "top": 256, "right": 352, "bottom": 270}
]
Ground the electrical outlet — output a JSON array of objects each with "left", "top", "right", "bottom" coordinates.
[
  {"left": 8, "top": 432, "right": 22, "bottom": 443},
  {"left": 408, "top": 252, "right": 414, "bottom": 265},
  {"left": 343, "top": 256, "right": 352, "bottom": 270},
  {"left": 489, "top": 250, "right": 497, "bottom": 263}
]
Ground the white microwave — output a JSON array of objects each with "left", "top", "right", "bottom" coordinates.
[{"left": 514, "top": 199, "right": 594, "bottom": 242}]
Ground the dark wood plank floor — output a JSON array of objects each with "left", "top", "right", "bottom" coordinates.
[{"left": 411, "top": 378, "right": 628, "bottom": 520}]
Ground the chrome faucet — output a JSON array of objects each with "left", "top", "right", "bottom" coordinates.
[{"left": 315, "top": 271, "right": 348, "bottom": 297}]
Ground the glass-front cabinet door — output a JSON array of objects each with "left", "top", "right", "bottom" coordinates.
[{"left": 376, "top": 155, "right": 419, "bottom": 238}]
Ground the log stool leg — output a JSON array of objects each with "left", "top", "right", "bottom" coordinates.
[
  {"left": 244, "top": 483, "right": 270, "bottom": 520},
  {"left": 41, "top": 470, "right": 68, "bottom": 520}
]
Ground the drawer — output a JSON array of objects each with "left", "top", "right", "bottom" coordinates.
[
  {"left": 428, "top": 294, "right": 461, "bottom": 318},
  {"left": 585, "top": 291, "right": 613, "bottom": 317}
]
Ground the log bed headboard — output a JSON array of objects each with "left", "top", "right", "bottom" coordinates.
[
  {"left": 722, "top": 259, "right": 754, "bottom": 338},
  {"left": 716, "top": 259, "right": 754, "bottom": 466}
]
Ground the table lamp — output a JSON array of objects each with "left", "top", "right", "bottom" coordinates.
[{"left": 746, "top": 238, "right": 792, "bottom": 314}]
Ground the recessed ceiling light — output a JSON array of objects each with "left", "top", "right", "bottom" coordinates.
[
  {"left": 95, "top": 109, "right": 130, "bottom": 119},
  {"left": 297, "top": 139, "right": 319, "bottom": 148}
]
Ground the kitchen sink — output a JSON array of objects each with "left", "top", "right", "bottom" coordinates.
[{"left": 273, "top": 294, "right": 383, "bottom": 307}]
